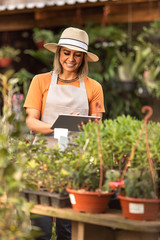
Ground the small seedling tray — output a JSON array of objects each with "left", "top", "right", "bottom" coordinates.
[{"left": 20, "top": 189, "right": 71, "bottom": 208}]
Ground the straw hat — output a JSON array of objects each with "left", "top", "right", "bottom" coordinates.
[{"left": 44, "top": 27, "right": 99, "bottom": 62}]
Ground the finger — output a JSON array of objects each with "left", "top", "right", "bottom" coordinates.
[
  {"left": 95, "top": 118, "right": 100, "bottom": 124},
  {"left": 78, "top": 122, "right": 84, "bottom": 130},
  {"left": 78, "top": 121, "right": 85, "bottom": 130},
  {"left": 81, "top": 121, "right": 84, "bottom": 126},
  {"left": 95, "top": 118, "right": 98, "bottom": 123}
]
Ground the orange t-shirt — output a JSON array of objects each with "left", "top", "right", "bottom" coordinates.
[{"left": 24, "top": 72, "right": 105, "bottom": 118}]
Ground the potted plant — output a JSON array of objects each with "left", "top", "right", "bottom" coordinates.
[
  {"left": 109, "top": 106, "right": 160, "bottom": 221},
  {"left": 25, "top": 28, "right": 61, "bottom": 69},
  {"left": 0, "top": 45, "right": 20, "bottom": 67},
  {"left": 63, "top": 114, "right": 147, "bottom": 213},
  {"left": 33, "top": 28, "right": 56, "bottom": 49},
  {"left": 118, "top": 168, "right": 160, "bottom": 221},
  {"left": 64, "top": 120, "right": 123, "bottom": 213},
  {"left": 20, "top": 136, "right": 73, "bottom": 208},
  {"left": 116, "top": 45, "right": 151, "bottom": 92}
]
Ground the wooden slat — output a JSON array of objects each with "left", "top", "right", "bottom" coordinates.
[
  {"left": 72, "top": 222, "right": 159, "bottom": 240},
  {"left": 0, "top": 1, "right": 113, "bottom": 15},
  {"left": 0, "top": 0, "right": 159, "bottom": 15},
  {"left": 30, "top": 204, "right": 160, "bottom": 233},
  {"left": 84, "top": 223, "right": 115, "bottom": 240},
  {"left": 105, "top": 0, "right": 158, "bottom": 5},
  {"left": 0, "top": 13, "right": 36, "bottom": 31},
  {"left": 34, "top": 6, "right": 103, "bottom": 21},
  {"left": 115, "top": 229, "right": 159, "bottom": 240},
  {"left": 105, "top": 2, "right": 160, "bottom": 23},
  {"left": 77, "top": 222, "right": 85, "bottom": 240},
  {"left": 0, "top": 6, "right": 104, "bottom": 31},
  {"left": 0, "top": 1, "right": 160, "bottom": 31}
]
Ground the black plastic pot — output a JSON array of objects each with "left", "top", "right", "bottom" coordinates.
[
  {"left": 118, "top": 81, "right": 136, "bottom": 92},
  {"left": 20, "top": 189, "right": 71, "bottom": 208}
]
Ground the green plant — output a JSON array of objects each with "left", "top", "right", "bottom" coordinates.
[
  {"left": 84, "top": 22, "right": 145, "bottom": 119},
  {"left": 137, "top": 20, "right": 160, "bottom": 46},
  {"left": 13, "top": 68, "right": 34, "bottom": 99},
  {"left": 102, "top": 169, "right": 121, "bottom": 192},
  {"left": 51, "top": 223, "right": 57, "bottom": 240},
  {"left": 63, "top": 121, "right": 112, "bottom": 191},
  {"left": 108, "top": 108, "right": 160, "bottom": 199},
  {"left": 22, "top": 135, "right": 73, "bottom": 193},
  {"left": 142, "top": 67, "right": 160, "bottom": 98},
  {"left": 25, "top": 48, "right": 54, "bottom": 69},
  {"left": 85, "top": 22, "right": 127, "bottom": 83},
  {"left": 0, "top": 70, "right": 38, "bottom": 239},
  {"left": 64, "top": 112, "right": 160, "bottom": 196},
  {"left": 122, "top": 168, "right": 158, "bottom": 199},
  {"left": 116, "top": 46, "right": 151, "bottom": 82},
  {"left": 33, "top": 28, "right": 56, "bottom": 43},
  {"left": 137, "top": 20, "right": 160, "bottom": 98},
  {"left": 0, "top": 45, "right": 20, "bottom": 59},
  {"left": 64, "top": 116, "right": 141, "bottom": 191},
  {"left": 26, "top": 28, "right": 61, "bottom": 69}
]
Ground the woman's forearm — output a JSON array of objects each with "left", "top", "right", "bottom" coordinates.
[{"left": 26, "top": 116, "right": 54, "bottom": 134}]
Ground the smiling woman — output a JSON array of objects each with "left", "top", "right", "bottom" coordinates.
[
  {"left": 23, "top": 27, "right": 105, "bottom": 240},
  {"left": 59, "top": 47, "right": 84, "bottom": 76}
]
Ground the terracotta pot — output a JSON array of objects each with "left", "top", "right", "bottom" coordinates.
[
  {"left": 118, "top": 195, "right": 160, "bottom": 221},
  {"left": 66, "top": 188, "right": 114, "bottom": 213},
  {"left": 35, "top": 40, "right": 45, "bottom": 49},
  {"left": 0, "top": 57, "right": 12, "bottom": 67}
]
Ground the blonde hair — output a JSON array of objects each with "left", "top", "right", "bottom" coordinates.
[{"left": 53, "top": 46, "right": 88, "bottom": 79}]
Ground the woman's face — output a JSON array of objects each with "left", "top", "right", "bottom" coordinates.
[{"left": 59, "top": 47, "right": 84, "bottom": 74}]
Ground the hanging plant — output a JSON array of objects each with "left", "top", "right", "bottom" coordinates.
[
  {"left": 0, "top": 45, "right": 20, "bottom": 68},
  {"left": 33, "top": 28, "right": 57, "bottom": 49}
]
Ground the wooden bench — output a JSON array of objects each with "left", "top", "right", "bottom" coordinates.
[{"left": 31, "top": 205, "right": 160, "bottom": 240}]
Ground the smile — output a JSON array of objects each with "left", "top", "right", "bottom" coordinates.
[{"left": 66, "top": 63, "right": 76, "bottom": 67}]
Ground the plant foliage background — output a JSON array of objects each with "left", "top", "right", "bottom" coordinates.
[{"left": 6, "top": 21, "right": 160, "bottom": 121}]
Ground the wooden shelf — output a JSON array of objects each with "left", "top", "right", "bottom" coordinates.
[{"left": 30, "top": 204, "right": 160, "bottom": 233}]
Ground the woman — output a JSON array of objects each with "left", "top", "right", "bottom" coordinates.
[{"left": 24, "top": 27, "right": 105, "bottom": 240}]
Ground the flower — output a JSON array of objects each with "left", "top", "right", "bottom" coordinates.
[{"left": 108, "top": 180, "right": 124, "bottom": 190}]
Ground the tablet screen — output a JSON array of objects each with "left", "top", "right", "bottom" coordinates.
[{"left": 51, "top": 114, "right": 100, "bottom": 132}]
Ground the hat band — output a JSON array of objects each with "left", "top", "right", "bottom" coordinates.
[{"left": 58, "top": 38, "right": 88, "bottom": 51}]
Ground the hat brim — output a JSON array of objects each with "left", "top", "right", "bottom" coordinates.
[{"left": 44, "top": 43, "right": 99, "bottom": 62}]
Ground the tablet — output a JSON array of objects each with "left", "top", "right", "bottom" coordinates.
[{"left": 51, "top": 114, "right": 101, "bottom": 132}]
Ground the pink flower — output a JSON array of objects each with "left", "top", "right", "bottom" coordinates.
[
  {"left": 20, "top": 94, "right": 24, "bottom": 102},
  {"left": 108, "top": 181, "right": 124, "bottom": 190}
]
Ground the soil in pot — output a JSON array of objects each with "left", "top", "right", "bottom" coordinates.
[
  {"left": 118, "top": 195, "right": 160, "bottom": 221},
  {"left": 67, "top": 188, "right": 114, "bottom": 213}
]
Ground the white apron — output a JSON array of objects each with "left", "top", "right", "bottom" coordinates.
[{"left": 34, "top": 71, "right": 89, "bottom": 148}]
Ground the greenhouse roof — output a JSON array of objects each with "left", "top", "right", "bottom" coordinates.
[{"left": 0, "top": 0, "right": 109, "bottom": 11}]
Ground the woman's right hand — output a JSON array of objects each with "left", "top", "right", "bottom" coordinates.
[{"left": 26, "top": 108, "right": 54, "bottom": 134}]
